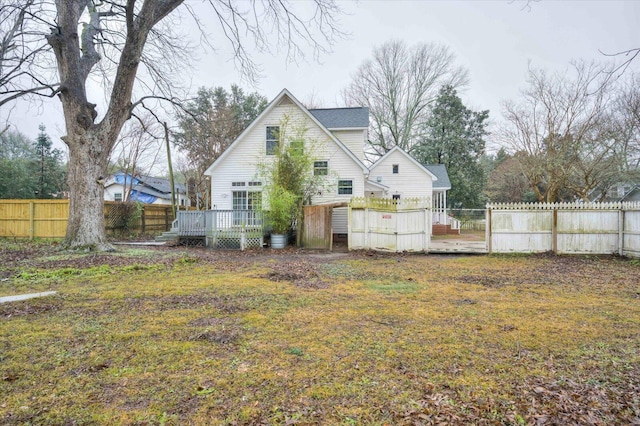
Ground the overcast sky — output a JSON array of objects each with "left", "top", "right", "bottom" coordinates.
[{"left": 4, "top": 0, "right": 639, "bottom": 155}]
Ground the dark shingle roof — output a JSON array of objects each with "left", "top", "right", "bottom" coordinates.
[
  {"left": 423, "top": 164, "right": 451, "bottom": 189},
  {"left": 308, "top": 107, "right": 369, "bottom": 129},
  {"left": 139, "top": 174, "right": 186, "bottom": 195}
]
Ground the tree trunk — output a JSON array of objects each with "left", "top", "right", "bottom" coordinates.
[{"left": 64, "top": 131, "right": 113, "bottom": 251}]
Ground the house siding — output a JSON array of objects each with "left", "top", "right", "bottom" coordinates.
[
  {"left": 209, "top": 98, "right": 365, "bottom": 210},
  {"left": 368, "top": 150, "right": 433, "bottom": 199},
  {"left": 330, "top": 129, "right": 367, "bottom": 164}
]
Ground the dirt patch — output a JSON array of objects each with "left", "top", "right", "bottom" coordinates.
[{"left": 262, "top": 259, "right": 330, "bottom": 289}]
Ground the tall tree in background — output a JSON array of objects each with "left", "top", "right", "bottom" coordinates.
[
  {"left": 2, "top": 1, "right": 343, "bottom": 250},
  {"left": 173, "top": 85, "right": 267, "bottom": 207},
  {"left": 414, "top": 85, "right": 489, "bottom": 208},
  {"left": 501, "top": 61, "right": 620, "bottom": 202},
  {"left": 0, "top": 127, "right": 65, "bottom": 199},
  {"left": 343, "top": 40, "right": 468, "bottom": 159},
  {"left": 34, "top": 124, "right": 66, "bottom": 198}
]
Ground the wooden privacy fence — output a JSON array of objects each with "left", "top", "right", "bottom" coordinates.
[
  {"left": 349, "top": 197, "right": 431, "bottom": 253},
  {"left": 487, "top": 202, "right": 640, "bottom": 258},
  {"left": 0, "top": 199, "right": 176, "bottom": 239}
]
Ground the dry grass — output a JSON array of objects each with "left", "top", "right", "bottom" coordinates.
[{"left": 1, "top": 241, "right": 639, "bottom": 425}]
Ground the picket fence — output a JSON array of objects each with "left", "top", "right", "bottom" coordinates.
[{"left": 487, "top": 202, "right": 640, "bottom": 257}]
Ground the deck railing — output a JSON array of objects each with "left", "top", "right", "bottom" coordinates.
[{"left": 176, "top": 210, "right": 264, "bottom": 249}]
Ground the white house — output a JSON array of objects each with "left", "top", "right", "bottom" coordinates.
[
  {"left": 104, "top": 171, "right": 190, "bottom": 206},
  {"left": 204, "top": 89, "right": 450, "bottom": 234}
]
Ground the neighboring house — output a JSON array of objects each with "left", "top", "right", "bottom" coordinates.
[
  {"left": 104, "top": 171, "right": 190, "bottom": 206},
  {"left": 590, "top": 182, "right": 640, "bottom": 203},
  {"left": 204, "top": 89, "right": 450, "bottom": 234}
]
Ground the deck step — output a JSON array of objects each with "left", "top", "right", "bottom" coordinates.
[{"left": 155, "top": 231, "right": 179, "bottom": 242}]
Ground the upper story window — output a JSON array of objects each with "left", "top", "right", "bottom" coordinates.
[
  {"left": 266, "top": 126, "right": 279, "bottom": 155},
  {"left": 392, "top": 164, "right": 399, "bottom": 174},
  {"left": 314, "top": 161, "right": 328, "bottom": 176},
  {"left": 290, "top": 139, "right": 304, "bottom": 155},
  {"left": 338, "top": 179, "right": 353, "bottom": 195},
  {"left": 114, "top": 192, "right": 123, "bottom": 202}
]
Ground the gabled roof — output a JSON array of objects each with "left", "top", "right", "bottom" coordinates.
[
  {"left": 205, "top": 89, "right": 368, "bottom": 175},
  {"left": 369, "top": 146, "right": 438, "bottom": 181},
  {"left": 308, "top": 107, "right": 369, "bottom": 129},
  {"left": 423, "top": 164, "right": 451, "bottom": 190}
]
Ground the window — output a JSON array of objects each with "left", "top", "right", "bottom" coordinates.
[
  {"left": 314, "top": 161, "right": 328, "bottom": 176},
  {"left": 392, "top": 194, "right": 401, "bottom": 200},
  {"left": 290, "top": 139, "right": 304, "bottom": 155},
  {"left": 114, "top": 192, "right": 123, "bottom": 202},
  {"left": 266, "top": 126, "right": 279, "bottom": 155},
  {"left": 338, "top": 179, "right": 353, "bottom": 195},
  {"left": 233, "top": 185, "right": 262, "bottom": 226},
  {"left": 392, "top": 164, "right": 399, "bottom": 174},
  {"left": 232, "top": 181, "right": 246, "bottom": 187}
]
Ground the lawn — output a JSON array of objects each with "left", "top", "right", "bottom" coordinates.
[{"left": 1, "top": 241, "right": 639, "bottom": 425}]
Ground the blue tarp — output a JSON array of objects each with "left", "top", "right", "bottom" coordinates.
[
  {"left": 114, "top": 173, "right": 141, "bottom": 186},
  {"left": 129, "top": 190, "right": 158, "bottom": 204}
]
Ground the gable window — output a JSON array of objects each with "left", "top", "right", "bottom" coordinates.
[
  {"left": 266, "top": 126, "right": 279, "bottom": 155},
  {"left": 338, "top": 179, "right": 353, "bottom": 195},
  {"left": 314, "top": 161, "right": 328, "bottom": 176},
  {"left": 392, "top": 164, "right": 399, "bottom": 174},
  {"left": 114, "top": 192, "right": 123, "bottom": 202}
]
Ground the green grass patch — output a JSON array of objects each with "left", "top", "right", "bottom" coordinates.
[{"left": 1, "top": 246, "right": 639, "bottom": 424}]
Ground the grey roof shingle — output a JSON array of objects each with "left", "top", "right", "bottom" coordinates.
[
  {"left": 423, "top": 164, "right": 451, "bottom": 189},
  {"left": 308, "top": 107, "right": 369, "bottom": 129}
]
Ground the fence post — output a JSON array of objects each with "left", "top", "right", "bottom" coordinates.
[
  {"left": 29, "top": 201, "right": 35, "bottom": 240},
  {"left": 619, "top": 208, "right": 624, "bottom": 257},
  {"left": 165, "top": 206, "right": 170, "bottom": 231},
  {"left": 486, "top": 207, "right": 492, "bottom": 253},
  {"left": 552, "top": 208, "right": 558, "bottom": 254},
  {"left": 141, "top": 205, "right": 146, "bottom": 234}
]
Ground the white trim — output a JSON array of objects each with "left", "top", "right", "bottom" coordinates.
[
  {"left": 205, "top": 88, "right": 369, "bottom": 176},
  {"left": 369, "top": 146, "right": 438, "bottom": 181},
  {"left": 325, "top": 127, "right": 369, "bottom": 131}
]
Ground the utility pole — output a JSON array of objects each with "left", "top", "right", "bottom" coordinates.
[{"left": 164, "top": 122, "right": 176, "bottom": 219}]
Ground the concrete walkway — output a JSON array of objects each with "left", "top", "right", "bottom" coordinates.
[
  {"left": 429, "top": 239, "right": 488, "bottom": 254},
  {"left": 0, "top": 291, "right": 57, "bottom": 303}
]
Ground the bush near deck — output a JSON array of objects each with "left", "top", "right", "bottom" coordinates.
[{"left": 1, "top": 242, "right": 639, "bottom": 425}]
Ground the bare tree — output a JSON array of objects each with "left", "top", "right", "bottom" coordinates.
[
  {"left": 342, "top": 40, "right": 468, "bottom": 159},
  {"left": 0, "top": 1, "right": 59, "bottom": 134},
  {"left": 501, "top": 61, "right": 621, "bottom": 202},
  {"left": 110, "top": 116, "right": 164, "bottom": 202},
  {"left": 5, "top": 0, "right": 343, "bottom": 251}
]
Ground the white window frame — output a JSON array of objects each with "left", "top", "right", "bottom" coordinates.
[{"left": 338, "top": 179, "right": 353, "bottom": 195}]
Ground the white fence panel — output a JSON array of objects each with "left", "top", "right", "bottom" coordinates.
[
  {"left": 348, "top": 197, "right": 430, "bottom": 253},
  {"left": 624, "top": 209, "right": 640, "bottom": 257},
  {"left": 488, "top": 202, "right": 640, "bottom": 258},
  {"left": 557, "top": 210, "right": 619, "bottom": 254},
  {"left": 490, "top": 209, "right": 553, "bottom": 253}
]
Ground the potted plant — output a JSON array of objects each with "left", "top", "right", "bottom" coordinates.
[{"left": 265, "top": 184, "right": 297, "bottom": 249}]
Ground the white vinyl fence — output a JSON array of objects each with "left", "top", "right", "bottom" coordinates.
[
  {"left": 349, "top": 197, "right": 431, "bottom": 253},
  {"left": 487, "top": 202, "right": 640, "bottom": 257}
]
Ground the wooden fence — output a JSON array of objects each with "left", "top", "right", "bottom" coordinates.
[
  {"left": 487, "top": 202, "right": 640, "bottom": 258},
  {"left": 349, "top": 197, "right": 431, "bottom": 253},
  {"left": 0, "top": 199, "right": 176, "bottom": 239}
]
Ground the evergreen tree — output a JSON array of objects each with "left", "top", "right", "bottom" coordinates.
[
  {"left": 33, "top": 124, "right": 66, "bottom": 198},
  {"left": 414, "top": 85, "right": 489, "bottom": 208}
]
